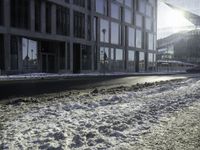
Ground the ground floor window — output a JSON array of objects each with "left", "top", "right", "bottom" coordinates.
[
  {"left": 81, "top": 45, "right": 92, "bottom": 70},
  {"left": 11, "top": 36, "right": 20, "bottom": 70},
  {"left": 0, "top": 35, "right": 4, "bottom": 71},
  {"left": 128, "top": 50, "right": 135, "bottom": 72},
  {"left": 139, "top": 52, "right": 145, "bottom": 72},
  {"left": 59, "top": 43, "right": 66, "bottom": 70},
  {"left": 148, "top": 53, "right": 156, "bottom": 71},
  {"left": 22, "top": 38, "right": 38, "bottom": 71}
]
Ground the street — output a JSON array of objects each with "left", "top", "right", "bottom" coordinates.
[{"left": 0, "top": 74, "right": 198, "bottom": 100}]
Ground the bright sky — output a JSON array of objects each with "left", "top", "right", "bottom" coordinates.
[{"left": 157, "top": 0, "right": 200, "bottom": 39}]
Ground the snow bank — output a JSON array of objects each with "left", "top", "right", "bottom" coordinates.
[{"left": 1, "top": 78, "right": 200, "bottom": 149}]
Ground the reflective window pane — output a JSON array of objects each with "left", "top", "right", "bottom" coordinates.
[
  {"left": 111, "top": 22, "right": 120, "bottom": 44},
  {"left": 128, "top": 27, "right": 135, "bottom": 47},
  {"left": 125, "top": 0, "right": 132, "bottom": 7},
  {"left": 125, "top": 8, "right": 132, "bottom": 24},
  {"left": 136, "top": 14, "right": 143, "bottom": 27},
  {"left": 148, "top": 33, "right": 154, "bottom": 50},
  {"left": 128, "top": 50, "right": 135, "bottom": 61},
  {"left": 96, "top": 0, "right": 107, "bottom": 15},
  {"left": 145, "top": 18, "right": 152, "bottom": 30},
  {"left": 100, "top": 19, "right": 109, "bottom": 43},
  {"left": 111, "top": 3, "right": 120, "bottom": 20},
  {"left": 136, "top": 29, "right": 142, "bottom": 48},
  {"left": 116, "top": 49, "right": 123, "bottom": 60}
]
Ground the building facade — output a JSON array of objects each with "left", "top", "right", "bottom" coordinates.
[{"left": 0, "top": 0, "right": 157, "bottom": 75}]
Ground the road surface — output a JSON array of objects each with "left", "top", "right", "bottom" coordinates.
[{"left": 0, "top": 74, "right": 199, "bottom": 100}]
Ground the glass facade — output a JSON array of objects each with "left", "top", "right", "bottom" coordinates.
[{"left": 0, "top": 0, "right": 157, "bottom": 74}]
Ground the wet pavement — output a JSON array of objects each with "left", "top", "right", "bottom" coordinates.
[{"left": 0, "top": 73, "right": 199, "bottom": 100}]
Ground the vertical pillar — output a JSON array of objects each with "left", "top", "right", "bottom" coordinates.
[
  {"left": 65, "top": 42, "right": 68, "bottom": 71},
  {"left": 30, "top": 0, "right": 35, "bottom": 32},
  {"left": 70, "top": 42, "right": 73, "bottom": 73},
  {"left": 41, "top": 1, "right": 46, "bottom": 33},
  {"left": 4, "top": 0, "right": 11, "bottom": 72},
  {"left": 4, "top": 34, "right": 11, "bottom": 72},
  {"left": 51, "top": 4, "right": 56, "bottom": 35}
]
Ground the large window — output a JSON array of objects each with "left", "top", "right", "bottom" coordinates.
[
  {"left": 125, "top": 0, "right": 133, "bottom": 7},
  {"left": 46, "top": 2, "right": 52, "bottom": 33},
  {"left": 145, "top": 18, "right": 152, "bottom": 30},
  {"left": 56, "top": 6, "right": 70, "bottom": 36},
  {"left": 125, "top": 8, "right": 132, "bottom": 24},
  {"left": 128, "top": 50, "right": 135, "bottom": 61},
  {"left": 74, "top": 11, "right": 85, "bottom": 38},
  {"left": 73, "top": 0, "right": 85, "bottom": 7},
  {"left": 139, "top": 52, "right": 145, "bottom": 72},
  {"left": 87, "top": 16, "right": 91, "bottom": 40},
  {"left": 100, "top": 47, "right": 109, "bottom": 61},
  {"left": 100, "top": 19, "right": 109, "bottom": 43},
  {"left": 111, "top": 22, "right": 120, "bottom": 45},
  {"left": 0, "top": 35, "right": 4, "bottom": 70},
  {"left": 82, "top": 46, "right": 92, "bottom": 70},
  {"left": 148, "top": 33, "right": 154, "bottom": 50},
  {"left": 11, "top": 0, "right": 30, "bottom": 29},
  {"left": 96, "top": 0, "right": 107, "bottom": 15},
  {"left": 138, "top": 0, "right": 146, "bottom": 14},
  {"left": 128, "top": 27, "right": 135, "bottom": 47},
  {"left": 0, "top": 0, "right": 3, "bottom": 25},
  {"left": 146, "top": 4, "right": 152, "bottom": 17},
  {"left": 59, "top": 43, "right": 66, "bottom": 70},
  {"left": 22, "top": 38, "right": 38, "bottom": 71},
  {"left": 148, "top": 53, "right": 156, "bottom": 71},
  {"left": 136, "top": 29, "right": 142, "bottom": 48},
  {"left": 11, "top": 36, "right": 20, "bottom": 70},
  {"left": 111, "top": 2, "right": 120, "bottom": 20},
  {"left": 116, "top": 49, "right": 123, "bottom": 61},
  {"left": 136, "top": 14, "right": 143, "bottom": 27},
  {"left": 35, "top": 0, "right": 41, "bottom": 32}
]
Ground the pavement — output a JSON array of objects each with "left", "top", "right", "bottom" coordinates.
[{"left": 0, "top": 73, "right": 199, "bottom": 100}]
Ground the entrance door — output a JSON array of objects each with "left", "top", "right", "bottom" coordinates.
[
  {"left": 73, "top": 44, "right": 81, "bottom": 73},
  {"left": 41, "top": 53, "right": 55, "bottom": 73}
]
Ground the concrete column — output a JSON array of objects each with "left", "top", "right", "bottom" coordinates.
[
  {"left": 4, "top": 34, "right": 11, "bottom": 72},
  {"left": 70, "top": 42, "right": 73, "bottom": 73},
  {"left": 4, "top": 0, "right": 10, "bottom": 29},
  {"left": 41, "top": 1, "right": 46, "bottom": 33},
  {"left": 4, "top": 0, "right": 11, "bottom": 72},
  {"left": 51, "top": 4, "right": 56, "bottom": 35},
  {"left": 30, "top": 0, "right": 35, "bottom": 32},
  {"left": 65, "top": 42, "right": 68, "bottom": 71}
]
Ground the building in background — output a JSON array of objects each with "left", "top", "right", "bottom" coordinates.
[
  {"left": 0, "top": 0, "right": 157, "bottom": 75},
  {"left": 157, "top": 30, "right": 200, "bottom": 72}
]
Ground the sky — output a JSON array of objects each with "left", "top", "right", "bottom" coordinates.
[{"left": 158, "top": 0, "right": 200, "bottom": 39}]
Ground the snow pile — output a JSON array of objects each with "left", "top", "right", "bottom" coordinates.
[{"left": 1, "top": 78, "right": 200, "bottom": 149}]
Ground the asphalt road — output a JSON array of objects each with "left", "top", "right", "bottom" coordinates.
[{"left": 0, "top": 74, "right": 199, "bottom": 100}]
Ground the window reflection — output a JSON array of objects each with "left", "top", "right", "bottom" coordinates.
[
  {"left": 22, "top": 38, "right": 38, "bottom": 70},
  {"left": 111, "top": 22, "right": 120, "bottom": 44},
  {"left": 128, "top": 27, "right": 135, "bottom": 47},
  {"left": 100, "top": 19, "right": 109, "bottom": 43},
  {"left": 136, "top": 29, "right": 142, "bottom": 48}
]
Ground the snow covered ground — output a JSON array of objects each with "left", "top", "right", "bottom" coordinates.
[{"left": 1, "top": 77, "right": 200, "bottom": 149}]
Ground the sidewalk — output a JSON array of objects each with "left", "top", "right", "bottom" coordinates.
[{"left": 0, "top": 72, "right": 187, "bottom": 82}]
